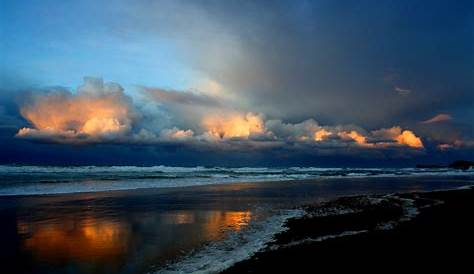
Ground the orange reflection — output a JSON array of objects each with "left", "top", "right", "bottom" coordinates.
[
  {"left": 163, "top": 212, "right": 196, "bottom": 224},
  {"left": 18, "top": 218, "right": 130, "bottom": 261},
  {"left": 17, "top": 209, "right": 252, "bottom": 265},
  {"left": 163, "top": 210, "right": 252, "bottom": 233},
  {"left": 223, "top": 211, "right": 252, "bottom": 231},
  {"left": 202, "top": 211, "right": 252, "bottom": 239}
]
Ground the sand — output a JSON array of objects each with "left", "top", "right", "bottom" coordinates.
[{"left": 222, "top": 187, "right": 474, "bottom": 273}]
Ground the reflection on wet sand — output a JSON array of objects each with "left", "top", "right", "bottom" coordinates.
[
  {"left": 15, "top": 208, "right": 252, "bottom": 272},
  {"left": 161, "top": 212, "right": 196, "bottom": 225},
  {"left": 204, "top": 211, "right": 252, "bottom": 236},
  {"left": 18, "top": 217, "right": 130, "bottom": 262}
]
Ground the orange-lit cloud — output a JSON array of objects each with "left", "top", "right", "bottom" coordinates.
[
  {"left": 314, "top": 128, "right": 332, "bottom": 141},
  {"left": 202, "top": 112, "right": 265, "bottom": 139},
  {"left": 266, "top": 119, "right": 425, "bottom": 150},
  {"left": 372, "top": 126, "right": 424, "bottom": 148},
  {"left": 437, "top": 140, "right": 465, "bottom": 150},
  {"left": 338, "top": 130, "right": 370, "bottom": 146},
  {"left": 13, "top": 78, "right": 431, "bottom": 152},
  {"left": 395, "top": 130, "right": 424, "bottom": 148},
  {"left": 420, "top": 113, "right": 452, "bottom": 124},
  {"left": 16, "top": 78, "right": 134, "bottom": 143},
  {"left": 327, "top": 127, "right": 424, "bottom": 148}
]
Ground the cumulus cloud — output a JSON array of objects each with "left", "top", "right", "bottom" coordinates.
[
  {"left": 338, "top": 130, "right": 370, "bottom": 146},
  {"left": 17, "top": 78, "right": 136, "bottom": 143},
  {"left": 265, "top": 119, "right": 321, "bottom": 141},
  {"left": 420, "top": 113, "right": 452, "bottom": 124},
  {"left": 371, "top": 127, "right": 424, "bottom": 148},
  {"left": 161, "top": 127, "right": 194, "bottom": 140},
  {"left": 394, "top": 130, "right": 424, "bottom": 148},
  {"left": 202, "top": 112, "right": 266, "bottom": 139},
  {"left": 141, "top": 86, "right": 236, "bottom": 134},
  {"left": 314, "top": 129, "right": 332, "bottom": 142},
  {"left": 266, "top": 119, "right": 423, "bottom": 149},
  {"left": 15, "top": 77, "right": 428, "bottom": 154}
]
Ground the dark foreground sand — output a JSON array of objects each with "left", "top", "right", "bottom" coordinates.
[{"left": 222, "top": 187, "right": 474, "bottom": 273}]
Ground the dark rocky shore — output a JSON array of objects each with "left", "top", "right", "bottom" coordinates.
[{"left": 222, "top": 187, "right": 474, "bottom": 273}]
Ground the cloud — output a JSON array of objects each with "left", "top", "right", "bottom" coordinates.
[
  {"left": 3, "top": 1, "right": 474, "bottom": 165},
  {"left": 314, "top": 129, "right": 332, "bottom": 142},
  {"left": 265, "top": 119, "right": 321, "bottom": 142},
  {"left": 16, "top": 77, "right": 136, "bottom": 143},
  {"left": 338, "top": 130, "right": 370, "bottom": 146},
  {"left": 420, "top": 113, "right": 452, "bottom": 124},
  {"left": 394, "top": 87, "right": 411, "bottom": 96},
  {"left": 143, "top": 88, "right": 221, "bottom": 107},
  {"left": 436, "top": 139, "right": 474, "bottom": 151},
  {"left": 13, "top": 77, "right": 427, "bottom": 153},
  {"left": 266, "top": 119, "right": 423, "bottom": 149},
  {"left": 437, "top": 143, "right": 454, "bottom": 150},
  {"left": 131, "top": 1, "right": 473, "bottom": 129},
  {"left": 161, "top": 127, "right": 194, "bottom": 140},
  {"left": 371, "top": 127, "right": 424, "bottom": 148},
  {"left": 16, "top": 127, "right": 82, "bottom": 143},
  {"left": 202, "top": 112, "right": 266, "bottom": 139},
  {"left": 141, "top": 86, "right": 237, "bottom": 134},
  {"left": 394, "top": 130, "right": 424, "bottom": 148}
]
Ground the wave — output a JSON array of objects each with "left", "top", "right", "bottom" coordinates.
[
  {"left": 154, "top": 209, "right": 305, "bottom": 274},
  {"left": 0, "top": 165, "right": 473, "bottom": 196}
]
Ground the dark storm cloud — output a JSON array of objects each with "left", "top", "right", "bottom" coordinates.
[
  {"left": 144, "top": 88, "right": 221, "bottom": 107},
  {"left": 127, "top": 0, "right": 473, "bottom": 128}
]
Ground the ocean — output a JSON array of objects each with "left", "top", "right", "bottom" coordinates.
[{"left": 1, "top": 165, "right": 472, "bottom": 196}]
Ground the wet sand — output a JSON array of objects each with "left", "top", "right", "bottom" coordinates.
[{"left": 222, "top": 187, "right": 474, "bottom": 273}]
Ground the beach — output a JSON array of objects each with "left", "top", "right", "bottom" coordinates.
[
  {"left": 0, "top": 170, "right": 473, "bottom": 274},
  {"left": 223, "top": 187, "right": 474, "bottom": 273}
]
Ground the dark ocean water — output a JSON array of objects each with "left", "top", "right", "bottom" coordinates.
[{"left": 1, "top": 165, "right": 473, "bottom": 196}]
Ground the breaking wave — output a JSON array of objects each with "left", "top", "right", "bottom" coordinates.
[
  {"left": 154, "top": 209, "right": 304, "bottom": 274},
  {"left": 0, "top": 165, "right": 473, "bottom": 196}
]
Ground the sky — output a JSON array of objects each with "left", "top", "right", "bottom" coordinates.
[{"left": 0, "top": 0, "right": 473, "bottom": 166}]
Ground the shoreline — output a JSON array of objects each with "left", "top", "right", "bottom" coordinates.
[
  {"left": 221, "top": 186, "right": 474, "bottom": 273},
  {"left": 1, "top": 172, "right": 473, "bottom": 199}
]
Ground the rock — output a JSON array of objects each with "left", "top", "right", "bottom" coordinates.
[{"left": 449, "top": 160, "right": 474, "bottom": 170}]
